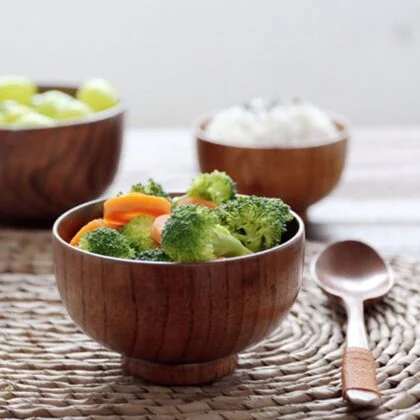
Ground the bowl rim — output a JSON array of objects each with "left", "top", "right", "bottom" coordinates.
[
  {"left": 194, "top": 111, "right": 350, "bottom": 150},
  {"left": 52, "top": 196, "right": 305, "bottom": 266},
  {"left": 0, "top": 82, "right": 125, "bottom": 132}
]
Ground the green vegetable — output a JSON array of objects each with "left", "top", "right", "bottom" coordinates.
[
  {"left": 161, "top": 205, "right": 252, "bottom": 262},
  {"left": 216, "top": 195, "right": 293, "bottom": 252},
  {"left": 136, "top": 248, "right": 172, "bottom": 262},
  {"left": 79, "top": 227, "right": 135, "bottom": 259},
  {"left": 131, "top": 178, "right": 170, "bottom": 199},
  {"left": 185, "top": 170, "right": 236, "bottom": 205},
  {"left": 123, "top": 214, "right": 157, "bottom": 252}
]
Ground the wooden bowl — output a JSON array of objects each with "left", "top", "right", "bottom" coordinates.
[
  {"left": 0, "top": 85, "right": 124, "bottom": 224},
  {"left": 196, "top": 115, "right": 349, "bottom": 218},
  {"left": 52, "top": 197, "right": 305, "bottom": 385}
]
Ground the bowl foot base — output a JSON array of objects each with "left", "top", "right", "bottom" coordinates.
[{"left": 122, "top": 354, "right": 238, "bottom": 385}]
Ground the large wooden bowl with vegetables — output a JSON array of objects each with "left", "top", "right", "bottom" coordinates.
[
  {"left": 53, "top": 172, "right": 305, "bottom": 385},
  {"left": 0, "top": 77, "right": 123, "bottom": 223}
]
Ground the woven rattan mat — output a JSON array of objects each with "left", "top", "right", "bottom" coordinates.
[{"left": 0, "top": 229, "right": 419, "bottom": 420}]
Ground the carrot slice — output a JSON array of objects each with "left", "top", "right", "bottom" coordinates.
[
  {"left": 151, "top": 214, "right": 170, "bottom": 244},
  {"left": 176, "top": 196, "right": 217, "bottom": 209},
  {"left": 102, "top": 219, "right": 123, "bottom": 229},
  {"left": 104, "top": 193, "right": 171, "bottom": 225},
  {"left": 70, "top": 218, "right": 107, "bottom": 246}
]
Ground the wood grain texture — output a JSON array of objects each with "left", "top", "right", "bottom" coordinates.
[
  {"left": 52, "top": 198, "right": 305, "bottom": 385},
  {"left": 122, "top": 354, "right": 238, "bottom": 385},
  {"left": 0, "top": 85, "right": 124, "bottom": 223},
  {"left": 196, "top": 119, "right": 348, "bottom": 215}
]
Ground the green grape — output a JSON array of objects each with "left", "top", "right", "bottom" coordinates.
[
  {"left": 12, "top": 112, "right": 54, "bottom": 128},
  {"left": 31, "top": 90, "right": 74, "bottom": 117},
  {"left": 54, "top": 98, "right": 92, "bottom": 120},
  {"left": 0, "top": 76, "right": 37, "bottom": 105},
  {"left": 76, "top": 78, "right": 119, "bottom": 112},
  {"left": 0, "top": 100, "right": 33, "bottom": 123}
]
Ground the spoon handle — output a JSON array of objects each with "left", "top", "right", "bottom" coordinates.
[{"left": 343, "top": 300, "right": 380, "bottom": 407}]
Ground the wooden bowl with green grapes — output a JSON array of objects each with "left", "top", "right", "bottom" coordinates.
[
  {"left": 0, "top": 76, "right": 124, "bottom": 223},
  {"left": 52, "top": 172, "right": 305, "bottom": 385}
]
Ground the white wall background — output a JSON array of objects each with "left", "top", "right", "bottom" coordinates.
[{"left": 1, "top": 0, "right": 420, "bottom": 127}]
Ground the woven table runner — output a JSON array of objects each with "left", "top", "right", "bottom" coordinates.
[{"left": 0, "top": 229, "right": 419, "bottom": 419}]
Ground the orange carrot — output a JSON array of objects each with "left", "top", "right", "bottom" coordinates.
[
  {"left": 176, "top": 196, "right": 217, "bottom": 209},
  {"left": 70, "top": 218, "right": 107, "bottom": 246},
  {"left": 151, "top": 214, "right": 170, "bottom": 244},
  {"left": 102, "top": 219, "right": 122, "bottom": 229},
  {"left": 104, "top": 193, "right": 171, "bottom": 225}
]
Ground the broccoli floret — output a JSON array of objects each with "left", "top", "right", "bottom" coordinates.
[
  {"left": 186, "top": 170, "right": 236, "bottom": 205},
  {"left": 216, "top": 196, "right": 293, "bottom": 252},
  {"left": 123, "top": 215, "right": 157, "bottom": 252},
  {"left": 161, "top": 205, "right": 252, "bottom": 262},
  {"left": 79, "top": 227, "right": 136, "bottom": 259},
  {"left": 131, "top": 178, "right": 170, "bottom": 199},
  {"left": 136, "top": 248, "right": 172, "bottom": 262}
]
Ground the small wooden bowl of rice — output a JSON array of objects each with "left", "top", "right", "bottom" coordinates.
[{"left": 196, "top": 99, "right": 349, "bottom": 219}]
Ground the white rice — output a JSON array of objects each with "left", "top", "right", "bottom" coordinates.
[{"left": 205, "top": 98, "right": 339, "bottom": 147}]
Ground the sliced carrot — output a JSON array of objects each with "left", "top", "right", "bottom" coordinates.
[
  {"left": 151, "top": 214, "right": 170, "bottom": 244},
  {"left": 176, "top": 196, "right": 217, "bottom": 209},
  {"left": 104, "top": 192, "right": 171, "bottom": 225},
  {"left": 102, "top": 219, "right": 123, "bottom": 229},
  {"left": 70, "top": 218, "right": 107, "bottom": 246}
]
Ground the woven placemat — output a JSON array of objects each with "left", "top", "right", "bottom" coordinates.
[{"left": 0, "top": 229, "right": 419, "bottom": 420}]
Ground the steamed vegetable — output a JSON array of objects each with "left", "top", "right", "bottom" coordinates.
[
  {"left": 136, "top": 248, "right": 172, "bottom": 262},
  {"left": 175, "top": 196, "right": 217, "bottom": 209},
  {"left": 79, "top": 227, "right": 135, "bottom": 259},
  {"left": 69, "top": 172, "right": 295, "bottom": 263},
  {"left": 104, "top": 192, "right": 172, "bottom": 226},
  {"left": 70, "top": 218, "right": 108, "bottom": 246},
  {"left": 131, "top": 178, "right": 170, "bottom": 199},
  {"left": 184, "top": 170, "right": 236, "bottom": 205},
  {"left": 161, "top": 205, "right": 252, "bottom": 262},
  {"left": 123, "top": 214, "right": 157, "bottom": 252},
  {"left": 216, "top": 195, "right": 293, "bottom": 252},
  {"left": 151, "top": 214, "right": 170, "bottom": 244}
]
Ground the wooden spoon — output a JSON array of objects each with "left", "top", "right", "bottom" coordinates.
[{"left": 312, "top": 240, "right": 394, "bottom": 408}]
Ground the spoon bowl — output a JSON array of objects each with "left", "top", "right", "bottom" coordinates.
[{"left": 313, "top": 240, "right": 394, "bottom": 304}]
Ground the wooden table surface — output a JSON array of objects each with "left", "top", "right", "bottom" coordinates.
[{"left": 108, "top": 127, "right": 420, "bottom": 259}]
